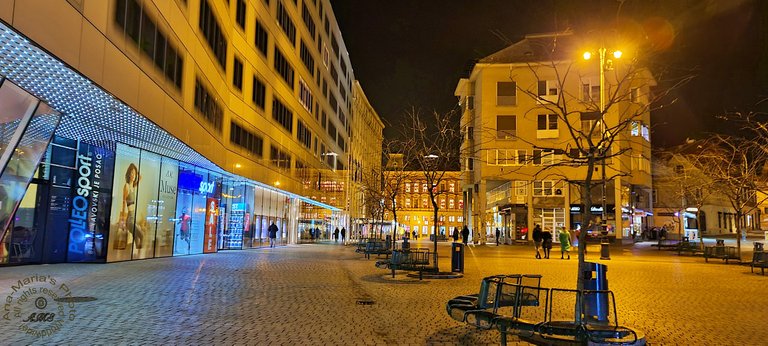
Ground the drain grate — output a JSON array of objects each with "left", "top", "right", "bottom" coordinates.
[
  {"left": 54, "top": 296, "right": 97, "bottom": 303},
  {"left": 356, "top": 299, "right": 375, "bottom": 305}
]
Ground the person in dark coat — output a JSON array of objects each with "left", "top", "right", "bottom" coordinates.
[
  {"left": 541, "top": 228, "right": 553, "bottom": 259},
  {"left": 340, "top": 227, "right": 346, "bottom": 243},
  {"left": 334, "top": 227, "right": 339, "bottom": 242},
  {"left": 532, "top": 224, "right": 543, "bottom": 259},
  {"left": 452, "top": 227, "right": 459, "bottom": 242},
  {"left": 495, "top": 228, "right": 501, "bottom": 246},
  {"left": 268, "top": 222, "right": 278, "bottom": 248},
  {"left": 461, "top": 226, "right": 470, "bottom": 245}
]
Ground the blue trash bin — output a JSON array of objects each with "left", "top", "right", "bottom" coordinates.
[{"left": 582, "top": 262, "right": 609, "bottom": 323}]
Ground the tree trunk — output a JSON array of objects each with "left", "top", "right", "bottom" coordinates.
[
  {"left": 736, "top": 210, "right": 743, "bottom": 261},
  {"left": 575, "top": 159, "right": 597, "bottom": 323},
  {"left": 433, "top": 205, "right": 440, "bottom": 271}
]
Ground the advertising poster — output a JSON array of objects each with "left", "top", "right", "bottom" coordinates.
[
  {"left": 132, "top": 151, "right": 161, "bottom": 260},
  {"left": 203, "top": 197, "right": 218, "bottom": 253},
  {"left": 155, "top": 158, "right": 178, "bottom": 257},
  {"left": 107, "top": 144, "right": 142, "bottom": 262},
  {"left": 67, "top": 142, "right": 114, "bottom": 262}
]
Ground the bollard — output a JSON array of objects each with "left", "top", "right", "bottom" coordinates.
[{"left": 600, "top": 237, "right": 611, "bottom": 260}]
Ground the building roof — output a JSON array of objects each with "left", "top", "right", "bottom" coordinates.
[{"left": 478, "top": 31, "right": 578, "bottom": 64}]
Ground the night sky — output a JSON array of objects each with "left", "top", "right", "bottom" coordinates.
[{"left": 332, "top": 0, "right": 768, "bottom": 147}]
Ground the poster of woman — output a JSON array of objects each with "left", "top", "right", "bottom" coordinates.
[{"left": 107, "top": 144, "right": 142, "bottom": 262}]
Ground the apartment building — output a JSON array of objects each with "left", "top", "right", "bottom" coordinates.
[{"left": 455, "top": 32, "right": 654, "bottom": 244}]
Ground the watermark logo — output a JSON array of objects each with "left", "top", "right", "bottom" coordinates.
[{"left": 2, "top": 275, "right": 77, "bottom": 338}]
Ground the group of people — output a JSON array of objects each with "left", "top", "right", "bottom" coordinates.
[
  {"left": 531, "top": 224, "right": 571, "bottom": 259},
  {"left": 332, "top": 227, "right": 346, "bottom": 243},
  {"left": 451, "top": 226, "right": 471, "bottom": 245}
]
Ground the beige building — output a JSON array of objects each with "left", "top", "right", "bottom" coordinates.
[
  {"left": 390, "top": 171, "right": 464, "bottom": 240},
  {"left": 0, "top": 0, "right": 381, "bottom": 265},
  {"left": 455, "top": 32, "right": 654, "bottom": 244},
  {"left": 348, "top": 81, "right": 385, "bottom": 238},
  {"left": 653, "top": 143, "right": 762, "bottom": 239}
]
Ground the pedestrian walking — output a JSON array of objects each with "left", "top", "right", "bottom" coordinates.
[
  {"left": 461, "top": 225, "right": 470, "bottom": 245},
  {"left": 340, "top": 227, "right": 346, "bottom": 243},
  {"left": 452, "top": 227, "right": 459, "bottom": 242},
  {"left": 532, "top": 224, "right": 543, "bottom": 259},
  {"left": 412, "top": 230, "right": 417, "bottom": 240},
  {"left": 268, "top": 222, "right": 278, "bottom": 248},
  {"left": 541, "top": 228, "right": 553, "bottom": 259},
  {"left": 334, "top": 227, "right": 339, "bottom": 242},
  {"left": 495, "top": 228, "right": 500, "bottom": 246},
  {"left": 559, "top": 228, "right": 571, "bottom": 260}
]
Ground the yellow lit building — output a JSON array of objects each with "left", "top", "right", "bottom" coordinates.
[
  {"left": 455, "top": 32, "right": 654, "bottom": 244},
  {"left": 0, "top": 0, "right": 380, "bottom": 265}
]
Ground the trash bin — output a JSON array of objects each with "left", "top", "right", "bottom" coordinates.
[
  {"left": 582, "top": 262, "right": 609, "bottom": 323},
  {"left": 451, "top": 243, "right": 464, "bottom": 273},
  {"left": 600, "top": 237, "right": 611, "bottom": 260}
]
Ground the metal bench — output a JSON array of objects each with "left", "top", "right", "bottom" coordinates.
[
  {"left": 751, "top": 251, "right": 768, "bottom": 275},
  {"left": 704, "top": 239, "right": 739, "bottom": 263},
  {"left": 375, "top": 248, "right": 431, "bottom": 279},
  {"left": 677, "top": 240, "right": 704, "bottom": 256}
]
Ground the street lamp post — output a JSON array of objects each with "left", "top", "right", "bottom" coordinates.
[{"left": 584, "top": 47, "right": 621, "bottom": 258}]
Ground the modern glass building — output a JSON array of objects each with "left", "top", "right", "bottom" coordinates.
[{"left": 0, "top": 0, "right": 378, "bottom": 265}]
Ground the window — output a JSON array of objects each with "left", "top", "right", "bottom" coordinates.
[
  {"left": 299, "top": 40, "right": 315, "bottom": 72},
  {"left": 337, "top": 135, "right": 345, "bottom": 152},
  {"left": 114, "top": 0, "right": 183, "bottom": 89},
  {"left": 252, "top": 76, "right": 266, "bottom": 109},
  {"left": 449, "top": 199, "right": 455, "bottom": 209},
  {"left": 582, "top": 81, "right": 600, "bottom": 102},
  {"left": 532, "top": 149, "right": 557, "bottom": 165},
  {"left": 230, "top": 121, "right": 263, "bottom": 157},
  {"left": 515, "top": 181, "right": 527, "bottom": 196},
  {"left": 273, "top": 47, "right": 294, "bottom": 87},
  {"left": 301, "top": 3, "right": 316, "bottom": 38},
  {"left": 421, "top": 197, "right": 428, "bottom": 209},
  {"left": 232, "top": 56, "right": 243, "bottom": 90},
  {"left": 340, "top": 59, "right": 348, "bottom": 78},
  {"left": 537, "top": 80, "right": 559, "bottom": 99},
  {"left": 440, "top": 198, "right": 446, "bottom": 209},
  {"left": 405, "top": 198, "right": 411, "bottom": 208},
  {"left": 489, "top": 149, "right": 526, "bottom": 166},
  {"left": 405, "top": 183, "right": 411, "bottom": 193},
  {"left": 199, "top": 0, "right": 227, "bottom": 69},
  {"left": 235, "top": 0, "right": 246, "bottom": 29},
  {"left": 297, "top": 119, "right": 312, "bottom": 149},
  {"left": 298, "top": 79, "right": 313, "bottom": 111},
  {"left": 466, "top": 157, "right": 474, "bottom": 171},
  {"left": 449, "top": 182, "right": 455, "bottom": 193},
  {"left": 272, "top": 97, "right": 293, "bottom": 133},
  {"left": 496, "top": 115, "right": 516, "bottom": 139},
  {"left": 270, "top": 145, "right": 292, "bottom": 169},
  {"left": 276, "top": 1, "right": 296, "bottom": 44},
  {"left": 327, "top": 121, "right": 336, "bottom": 140},
  {"left": 330, "top": 35, "right": 339, "bottom": 58},
  {"left": 422, "top": 183, "right": 428, "bottom": 193},
  {"left": 497, "top": 81, "right": 516, "bottom": 106},
  {"left": 467, "top": 126, "right": 474, "bottom": 140},
  {"left": 632, "top": 154, "right": 650, "bottom": 173},
  {"left": 630, "top": 88, "right": 639, "bottom": 103},
  {"left": 533, "top": 181, "right": 555, "bottom": 196},
  {"left": 331, "top": 66, "right": 339, "bottom": 84},
  {"left": 537, "top": 114, "right": 558, "bottom": 130},
  {"left": 631, "top": 121, "right": 650, "bottom": 142},
  {"left": 194, "top": 78, "right": 223, "bottom": 131},
  {"left": 254, "top": 19, "right": 268, "bottom": 56}
]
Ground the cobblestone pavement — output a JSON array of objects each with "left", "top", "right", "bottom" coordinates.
[{"left": 0, "top": 239, "right": 766, "bottom": 345}]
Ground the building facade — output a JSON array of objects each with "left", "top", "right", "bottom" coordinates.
[
  {"left": 390, "top": 171, "right": 464, "bottom": 240},
  {"left": 348, "top": 81, "right": 384, "bottom": 239},
  {"left": 0, "top": 0, "right": 378, "bottom": 265},
  {"left": 456, "top": 32, "right": 654, "bottom": 244},
  {"left": 653, "top": 143, "right": 762, "bottom": 239}
]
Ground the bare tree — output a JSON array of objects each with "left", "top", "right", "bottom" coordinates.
[
  {"left": 360, "top": 164, "right": 385, "bottom": 239},
  {"left": 686, "top": 135, "right": 768, "bottom": 259},
  {"left": 654, "top": 146, "right": 716, "bottom": 242},
  {"left": 400, "top": 109, "right": 462, "bottom": 271},
  {"left": 379, "top": 139, "right": 416, "bottom": 241}
]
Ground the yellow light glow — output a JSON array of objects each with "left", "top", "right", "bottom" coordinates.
[
  {"left": 274, "top": 181, "right": 281, "bottom": 186},
  {"left": 234, "top": 163, "right": 242, "bottom": 168},
  {"left": 613, "top": 50, "right": 622, "bottom": 59},
  {"left": 582, "top": 51, "right": 592, "bottom": 60}
]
